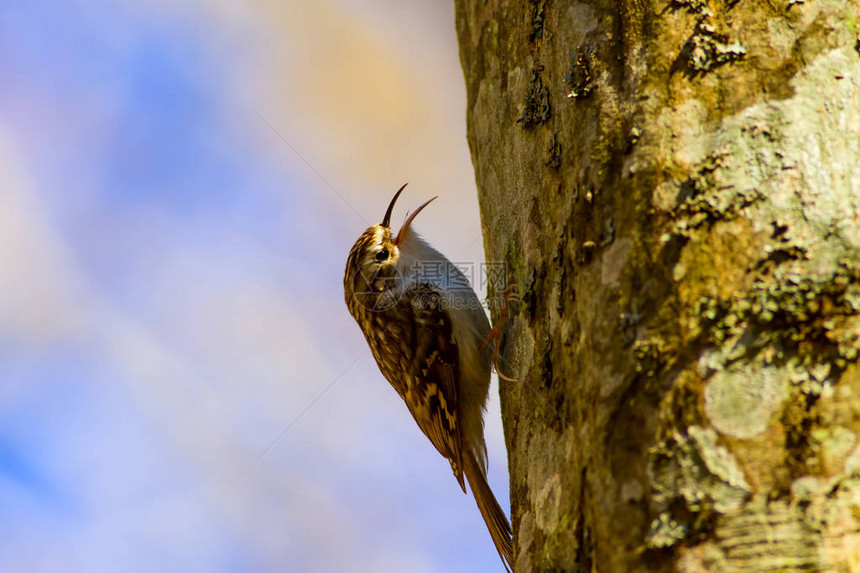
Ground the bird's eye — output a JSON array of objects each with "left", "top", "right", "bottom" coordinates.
[{"left": 375, "top": 248, "right": 389, "bottom": 262}]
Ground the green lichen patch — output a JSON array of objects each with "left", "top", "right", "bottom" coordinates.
[
  {"left": 692, "top": 263, "right": 860, "bottom": 372},
  {"left": 663, "top": 46, "right": 860, "bottom": 254},
  {"left": 682, "top": 11, "right": 746, "bottom": 73},
  {"left": 647, "top": 514, "right": 688, "bottom": 548},
  {"left": 535, "top": 474, "right": 562, "bottom": 529},
  {"left": 811, "top": 425, "right": 857, "bottom": 475},
  {"left": 665, "top": 51, "right": 860, "bottom": 429},
  {"left": 688, "top": 260, "right": 860, "bottom": 480},
  {"left": 647, "top": 425, "right": 752, "bottom": 548},
  {"left": 670, "top": 150, "right": 762, "bottom": 236},
  {"left": 746, "top": 265, "right": 860, "bottom": 364},
  {"left": 706, "top": 482, "right": 860, "bottom": 571},
  {"left": 633, "top": 339, "right": 669, "bottom": 378},
  {"left": 703, "top": 364, "right": 788, "bottom": 439},
  {"left": 518, "top": 65, "right": 551, "bottom": 128}
]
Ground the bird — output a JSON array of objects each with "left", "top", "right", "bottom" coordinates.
[{"left": 343, "top": 183, "right": 514, "bottom": 571}]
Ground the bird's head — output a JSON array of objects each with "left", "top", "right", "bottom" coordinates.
[{"left": 344, "top": 183, "right": 436, "bottom": 313}]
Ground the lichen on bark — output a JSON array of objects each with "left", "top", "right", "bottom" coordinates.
[{"left": 455, "top": 0, "right": 860, "bottom": 571}]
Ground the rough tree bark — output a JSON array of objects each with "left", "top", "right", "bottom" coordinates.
[{"left": 454, "top": 1, "right": 860, "bottom": 571}]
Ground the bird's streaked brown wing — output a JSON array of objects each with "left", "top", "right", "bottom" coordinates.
[{"left": 399, "top": 283, "right": 465, "bottom": 491}]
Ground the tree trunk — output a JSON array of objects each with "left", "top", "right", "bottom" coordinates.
[{"left": 454, "top": 1, "right": 860, "bottom": 571}]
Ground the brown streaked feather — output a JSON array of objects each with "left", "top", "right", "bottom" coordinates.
[
  {"left": 401, "top": 283, "right": 465, "bottom": 491},
  {"left": 352, "top": 279, "right": 466, "bottom": 491},
  {"left": 343, "top": 221, "right": 513, "bottom": 570},
  {"left": 464, "top": 450, "right": 513, "bottom": 571}
]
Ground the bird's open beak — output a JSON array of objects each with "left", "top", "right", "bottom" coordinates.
[
  {"left": 395, "top": 196, "right": 437, "bottom": 245},
  {"left": 381, "top": 183, "right": 408, "bottom": 228}
]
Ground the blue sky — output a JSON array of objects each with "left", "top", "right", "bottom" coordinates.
[{"left": 0, "top": 1, "right": 508, "bottom": 571}]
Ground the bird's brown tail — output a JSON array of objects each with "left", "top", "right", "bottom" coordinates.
[{"left": 464, "top": 451, "right": 513, "bottom": 571}]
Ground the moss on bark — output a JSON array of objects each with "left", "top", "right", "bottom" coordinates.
[{"left": 455, "top": 0, "right": 860, "bottom": 570}]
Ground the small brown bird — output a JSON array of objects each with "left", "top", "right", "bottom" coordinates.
[{"left": 344, "top": 184, "right": 513, "bottom": 571}]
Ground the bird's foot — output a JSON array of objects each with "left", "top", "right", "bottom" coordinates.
[{"left": 481, "top": 286, "right": 519, "bottom": 382}]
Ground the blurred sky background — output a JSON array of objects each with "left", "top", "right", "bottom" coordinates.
[{"left": 0, "top": 1, "right": 509, "bottom": 572}]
